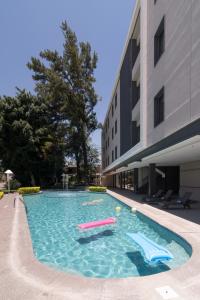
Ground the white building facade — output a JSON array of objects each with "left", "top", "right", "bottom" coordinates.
[{"left": 102, "top": 0, "right": 200, "bottom": 201}]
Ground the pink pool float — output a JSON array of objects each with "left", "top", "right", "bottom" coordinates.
[{"left": 78, "top": 217, "right": 116, "bottom": 230}]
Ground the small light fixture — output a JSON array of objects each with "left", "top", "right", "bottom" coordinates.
[{"left": 4, "top": 170, "right": 14, "bottom": 193}]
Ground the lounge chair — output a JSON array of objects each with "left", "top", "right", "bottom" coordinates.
[
  {"left": 143, "top": 189, "right": 164, "bottom": 202},
  {"left": 161, "top": 192, "right": 192, "bottom": 209},
  {"left": 144, "top": 190, "right": 173, "bottom": 204}
]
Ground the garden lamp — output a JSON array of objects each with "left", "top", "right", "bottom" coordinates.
[{"left": 4, "top": 170, "right": 13, "bottom": 193}]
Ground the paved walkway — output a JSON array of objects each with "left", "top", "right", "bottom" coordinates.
[
  {"left": 109, "top": 188, "right": 200, "bottom": 225},
  {"left": 0, "top": 191, "right": 200, "bottom": 299}
]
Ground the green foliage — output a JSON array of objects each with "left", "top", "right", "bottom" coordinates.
[
  {"left": 0, "top": 191, "right": 4, "bottom": 199},
  {"left": 88, "top": 186, "right": 106, "bottom": 192},
  {"left": 0, "top": 89, "right": 54, "bottom": 186},
  {"left": 18, "top": 187, "right": 40, "bottom": 194},
  {"left": 87, "top": 144, "right": 100, "bottom": 179},
  {"left": 0, "top": 21, "right": 99, "bottom": 186},
  {"left": 6, "top": 179, "right": 21, "bottom": 190},
  {"left": 27, "top": 21, "right": 100, "bottom": 184},
  {"left": 0, "top": 190, "right": 16, "bottom": 194}
]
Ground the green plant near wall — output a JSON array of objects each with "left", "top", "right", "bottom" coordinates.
[{"left": 88, "top": 186, "right": 107, "bottom": 192}]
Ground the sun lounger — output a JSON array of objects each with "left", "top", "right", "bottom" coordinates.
[
  {"left": 143, "top": 189, "right": 164, "bottom": 202},
  {"left": 144, "top": 190, "right": 173, "bottom": 204},
  {"left": 161, "top": 192, "right": 192, "bottom": 209}
]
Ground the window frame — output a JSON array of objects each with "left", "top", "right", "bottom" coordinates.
[
  {"left": 115, "top": 94, "right": 117, "bottom": 108},
  {"left": 111, "top": 103, "right": 114, "bottom": 117},
  {"left": 154, "top": 86, "right": 165, "bottom": 127},
  {"left": 115, "top": 120, "right": 117, "bottom": 134},
  {"left": 112, "top": 150, "right": 114, "bottom": 162},
  {"left": 115, "top": 146, "right": 117, "bottom": 160},
  {"left": 154, "top": 16, "right": 165, "bottom": 66}
]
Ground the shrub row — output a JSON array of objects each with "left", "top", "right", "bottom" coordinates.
[
  {"left": 88, "top": 186, "right": 107, "bottom": 192},
  {"left": 18, "top": 187, "right": 40, "bottom": 194},
  {"left": 0, "top": 191, "right": 4, "bottom": 199}
]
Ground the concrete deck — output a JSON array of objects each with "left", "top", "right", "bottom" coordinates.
[{"left": 0, "top": 191, "right": 200, "bottom": 299}]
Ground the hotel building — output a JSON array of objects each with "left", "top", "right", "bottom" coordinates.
[{"left": 101, "top": 0, "right": 200, "bottom": 200}]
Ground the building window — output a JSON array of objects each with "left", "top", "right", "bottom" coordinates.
[
  {"left": 115, "top": 146, "right": 117, "bottom": 159},
  {"left": 108, "top": 137, "right": 109, "bottom": 147},
  {"left": 154, "top": 16, "right": 165, "bottom": 66},
  {"left": 112, "top": 104, "right": 114, "bottom": 117},
  {"left": 154, "top": 87, "right": 164, "bottom": 127},
  {"left": 112, "top": 150, "right": 114, "bottom": 162},
  {"left": 115, "top": 120, "right": 117, "bottom": 134},
  {"left": 108, "top": 156, "right": 110, "bottom": 166},
  {"left": 115, "top": 94, "right": 117, "bottom": 108},
  {"left": 112, "top": 127, "right": 114, "bottom": 140}
]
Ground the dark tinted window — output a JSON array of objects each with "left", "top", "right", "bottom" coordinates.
[
  {"left": 115, "top": 146, "right": 117, "bottom": 159},
  {"left": 115, "top": 94, "right": 117, "bottom": 108},
  {"left": 154, "top": 87, "right": 164, "bottom": 127},
  {"left": 112, "top": 150, "right": 114, "bottom": 162},
  {"left": 115, "top": 120, "right": 117, "bottom": 134},
  {"left": 154, "top": 16, "right": 165, "bottom": 66}
]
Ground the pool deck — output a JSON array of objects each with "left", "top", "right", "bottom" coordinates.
[{"left": 0, "top": 191, "right": 200, "bottom": 300}]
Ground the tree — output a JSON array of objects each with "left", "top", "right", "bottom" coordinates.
[
  {"left": 27, "top": 21, "right": 100, "bottom": 183},
  {"left": 87, "top": 144, "right": 100, "bottom": 183},
  {"left": 0, "top": 21, "right": 99, "bottom": 186},
  {"left": 0, "top": 89, "right": 56, "bottom": 186}
]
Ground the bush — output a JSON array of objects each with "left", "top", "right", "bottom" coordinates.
[
  {"left": 88, "top": 186, "right": 107, "bottom": 192},
  {"left": 18, "top": 187, "right": 40, "bottom": 194},
  {"left": 6, "top": 179, "right": 21, "bottom": 190},
  {"left": 0, "top": 191, "right": 4, "bottom": 199},
  {"left": 0, "top": 190, "right": 16, "bottom": 194}
]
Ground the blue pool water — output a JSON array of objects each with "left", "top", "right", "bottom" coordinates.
[{"left": 24, "top": 191, "right": 192, "bottom": 278}]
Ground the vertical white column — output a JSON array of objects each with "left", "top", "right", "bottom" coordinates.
[{"left": 140, "top": 0, "right": 148, "bottom": 148}]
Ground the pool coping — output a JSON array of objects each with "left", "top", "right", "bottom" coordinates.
[{"left": 2, "top": 190, "right": 200, "bottom": 299}]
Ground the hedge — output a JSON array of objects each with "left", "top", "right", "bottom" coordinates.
[
  {"left": 88, "top": 186, "right": 107, "bottom": 192},
  {"left": 0, "top": 192, "right": 4, "bottom": 199},
  {"left": 18, "top": 187, "right": 40, "bottom": 194}
]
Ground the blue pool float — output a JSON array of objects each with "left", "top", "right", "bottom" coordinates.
[{"left": 126, "top": 232, "right": 173, "bottom": 263}]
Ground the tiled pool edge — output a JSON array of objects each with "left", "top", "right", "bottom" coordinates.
[{"left": 2, "top": 192, "right": 200, "bottom": 299}]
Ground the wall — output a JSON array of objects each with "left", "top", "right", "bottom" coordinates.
[
  {"left": 180, "top": 161, "right": 200, "bottom": 201},
  {"left": 102, "top": 81, "right": 120, "bottom": 170},
  {"left": 147, "top": 0, "right": 200, "bottom": 147},
  {"left": 120, "top": 40, "right": 132, "bottom": 155}
]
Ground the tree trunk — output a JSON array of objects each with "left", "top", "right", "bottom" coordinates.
[
  {"left": 75, "top": 153, "right": 81, "bottom": 183},
  {"left": 82, "top": 138, "right": 89, "bottom": 184},
  {"left": 30, "top": 171, "right": 36, "bottom": 186}
]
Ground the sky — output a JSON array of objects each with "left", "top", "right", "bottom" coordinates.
[{"left": 0, "top": 0, "right": 135, "bottom": 148}]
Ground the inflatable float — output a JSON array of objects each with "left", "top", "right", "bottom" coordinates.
[
  {"left": 82, "top": 199, "right": 103, "bottom": 206},
  {"left": 78, "top": 217, "right": 116, "bottom": 230},
  {"left": 127, "top": 232, "right": 173, "bottom": 263}
]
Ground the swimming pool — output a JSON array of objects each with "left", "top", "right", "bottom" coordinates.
[{"left": 24, "top": 191, "right": 192, "bottom": 278}]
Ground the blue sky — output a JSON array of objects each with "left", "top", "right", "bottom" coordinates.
[{"left": 0, "top": 0, "right": 135, "bottom": 147}]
